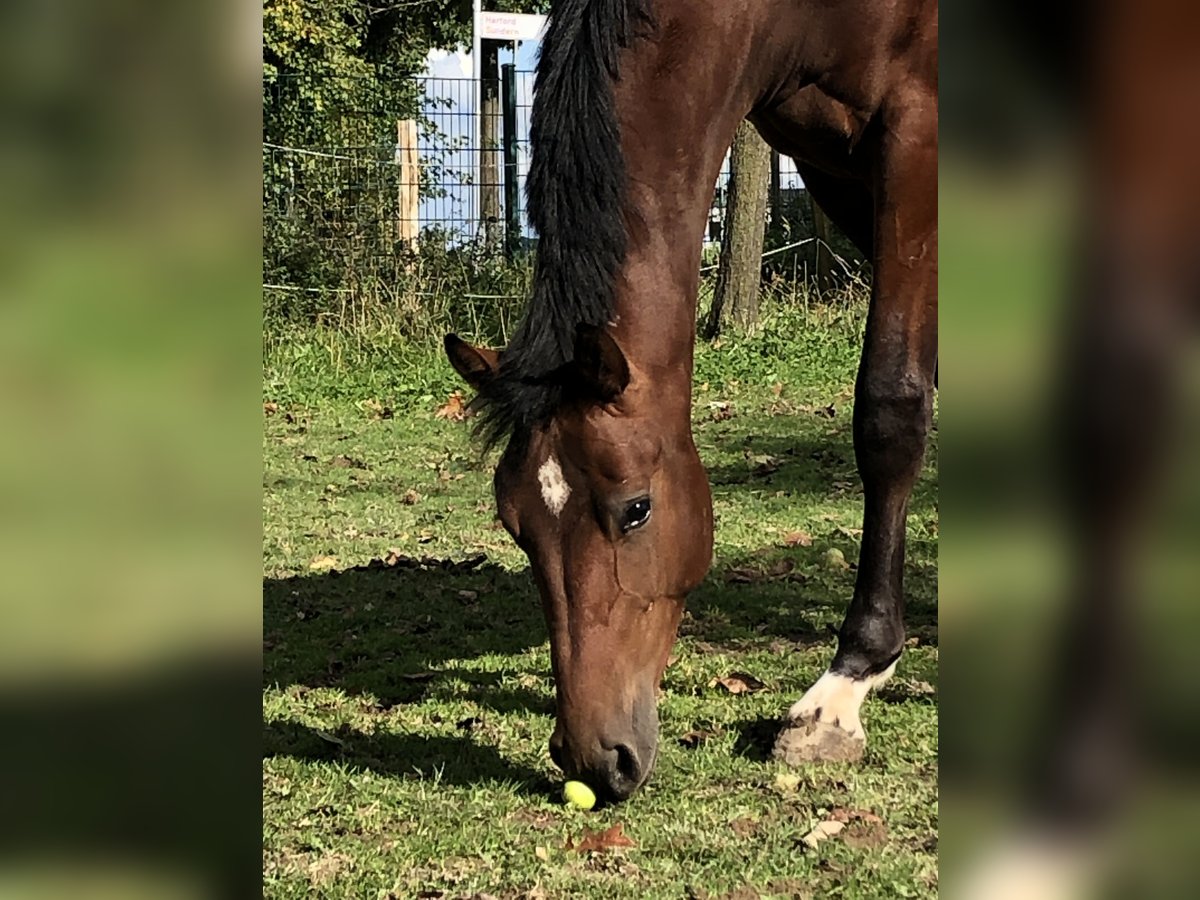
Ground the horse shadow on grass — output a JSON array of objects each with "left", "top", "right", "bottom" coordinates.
[
  {"left": 263, "top": 719, "right": 555, "bottom": 794},
  {"left": 263, "top": 556, "right": 556, "bottom": 788}
]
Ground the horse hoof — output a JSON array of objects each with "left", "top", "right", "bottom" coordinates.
[{"left": 772, "top": 717, "right": 865, "bottom": 765}]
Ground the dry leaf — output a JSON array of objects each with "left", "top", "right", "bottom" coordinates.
[
  {"left": 309, "top": 555, "right": 338, "bottom": 571},
  {"left": 771, "top": 381, "right": 785, "bottom": 397},
  {"left": 708, "top": 401, "right": 734, "bottom": 422},
  {"left": 534, "top": 845, "right": 550, "bottom": 862},
  {"left": 566, "top": 823, "right": 637, "bottom": 853},
  {"left": 782, "top": 530, "right": 813, "bottom": 547},
  {"left": 264, "top": 401, "right": 278, "bottom": 415},
  {"left": 801, "top": 819, "right": 845, "bottom": 849},
  {"left": 710, "top": 672, "right": 767, "bottom": 694},
  {"left": 401, "top": 488, "right": 422, "bottom": 505},
  {"left": 435, "top": 391, "right": 468, "bottom": 421},
  {"left": 678, "top": 729, "right": 717, "bottom": 748},
  {"left": 774, "top": 772, "right": 801, "bottom": 792},
  {"left": 451, "top": 553, "right": 488, "bottom": 572},
  {"left": 361, "top": 398, "right": 394, "bottom": 420},
  {"left": 331, "top": 454, "right": 367, "bottom": 469},
  {"left": 729, "top": 816, "right": 759, "bottom": 837},
  {"left": 724, "top": 567, "right": 758, "bottom": 584}
]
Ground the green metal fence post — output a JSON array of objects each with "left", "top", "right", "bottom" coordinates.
[{"left": 501, "top": 63, "right": 520, "bottom": 259}]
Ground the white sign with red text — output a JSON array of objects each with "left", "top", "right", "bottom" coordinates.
[{"left": 478, "top": 11, "right": 548, "bottom": 41}]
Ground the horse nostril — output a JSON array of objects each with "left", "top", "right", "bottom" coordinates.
[{"left": 613, "top": 743, "right": 640, "bottom": 784}]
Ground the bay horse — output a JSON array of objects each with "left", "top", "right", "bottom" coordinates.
[{"left": 445, "top": 0, "right": 936, "bottom": 802}]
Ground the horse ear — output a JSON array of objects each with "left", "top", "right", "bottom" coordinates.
[
  {"left": 573, "top": 323, "right": 630, "bottom": 401},
  {"left": 444, "top": 334, "right": 501, "bottom": 390}
]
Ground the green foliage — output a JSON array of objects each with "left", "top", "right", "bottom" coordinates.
[
  {"left": 263, "top": 0, "right": 549, "bottom": 147},
  {"left": 263, "top": 0, "right": 550, "bottom": 304}
]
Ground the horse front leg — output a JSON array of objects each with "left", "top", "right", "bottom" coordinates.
[{"left": 776, "top": 99, "right": 937, "bottom": 763}]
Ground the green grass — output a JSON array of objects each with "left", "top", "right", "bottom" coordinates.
[{"left": 263, "top": 305, "right": 938, "bottom": 898}]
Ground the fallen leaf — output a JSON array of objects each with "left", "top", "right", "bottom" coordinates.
[
  {"left": 774, "top": 772, "right": 801, "bottom": 793},
  {"left": 724, "top": 567, "right": 758, "bottom": 584},
  {"left": 678, "top": 729, "right": 717, "bottom": 748},
  {"left": 435, "top": 391, "right": 468, "bottom": 421},
  {"left": 400, "top": 671, "right": 436, "bottom": 681},
  {"left": 782, "top": 530, "right": 813, "bottom": 547},
  {"left": 450, "top": 553, "right": 488, "bottom": 572},
  {"left": 710, "top": 672, "right": 767, "bottom": 694},
  {"left": 772, "top": 382, "right": 785, "bottom": 397},
  {"left": 331, "top": 454, "right": 367, "bottom": 469},
  {"left": 801, "top": 819, "right": 845, "bottom": 849},
  {"left": 708, "top": 401, "right": 734, "bottom": 422},
  {"left": 401, "top": 488, "right": 422, "bottom": 505},
  {"left": 534, "top": 845, "right": 549, "bottom": 862},
  {"left": 729, "top": 816, "right": 759, "bottom": 837},
  {"left": 566, "top": 823, "right": 637, "bottom": 853},
  {"left": 309, "top": 555, "right": 338, "bottom": 571},
  {"left": 457, "top": 589, "right": 479, "bottom": 602},
  {"left": 263, "top": 401, "right": 278, "bottom": 415},
  {"left": 361, "top": 398, "right": 394, "bottom": 420}
]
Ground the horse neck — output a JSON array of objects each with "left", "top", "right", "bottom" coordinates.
[{"left": 607, "top": 109, "right": 747, "bottom": 429}]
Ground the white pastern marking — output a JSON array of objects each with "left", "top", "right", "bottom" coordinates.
[
  {"left": 537, "top": 455, "right": 571, "bottom": 517},
  {"left": 787, "top": 661, "right": 897, "bottom": 739}
]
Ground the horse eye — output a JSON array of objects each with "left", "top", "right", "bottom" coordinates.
[{"left": 620, "top": 497, "right": 651, "bottom": 533}]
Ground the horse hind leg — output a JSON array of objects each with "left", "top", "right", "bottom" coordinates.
[{"left": 775, "top": 99, "right": 937, "bottom": 765}]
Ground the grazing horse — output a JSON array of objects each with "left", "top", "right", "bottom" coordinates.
[{"left": 445, "top": 0, "right": 937, "bottom": 802}]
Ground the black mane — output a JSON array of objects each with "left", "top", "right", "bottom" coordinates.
[{"left": 473, "top": 0, "right": 652, "bottom": 449}]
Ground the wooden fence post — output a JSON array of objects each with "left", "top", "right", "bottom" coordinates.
[{"left": 395, "top": 119, "right": 420, "bottom": 250}]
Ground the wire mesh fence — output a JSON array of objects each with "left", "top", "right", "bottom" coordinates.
[{"left": 263, "top": 71, "right": 851, "bottom": 323}]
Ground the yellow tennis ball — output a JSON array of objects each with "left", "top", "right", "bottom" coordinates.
[{"left": 563, "top": 780, "right": 596, "bottom": 810}]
